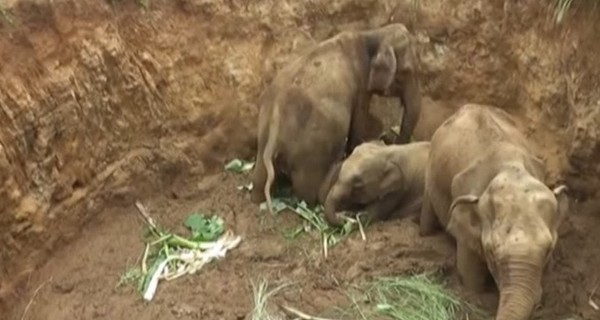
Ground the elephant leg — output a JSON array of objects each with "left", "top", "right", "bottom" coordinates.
[
  {"left": 419, "top": 190, "right": 439, "bottom": 236},
  {"left": 456, "top": 243, "right": 488, "bottom": 293},
  {"left": 251, "top": 150, "right": 267, "bottom": 204},
  {"left": 365, "top": 194, "right": 400, "bottom": 222},
  {"left": 291, "top": 166, "right": 327, "bottom": 206}
]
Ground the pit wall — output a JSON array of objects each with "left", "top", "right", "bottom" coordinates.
[{"left": 0, "top": 0, "right": 598, "bottom": 306}]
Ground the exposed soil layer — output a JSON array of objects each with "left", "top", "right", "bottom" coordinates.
[{"left": 1, "top": 0, "right": 599, "bottom": 319}]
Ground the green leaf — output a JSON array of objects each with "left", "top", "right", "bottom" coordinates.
[
  {"left": 225, "top": 159, "right": 255, "bottom": 173},
  {"left": 283, "top": 225, "right": 306, "bottom": 239},
  {"left": 184, "top": 213, "right": 225, "bottom": 242}
]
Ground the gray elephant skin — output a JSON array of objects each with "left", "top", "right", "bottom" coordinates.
[
  {"left": 419, "top": 104, "right": 569, "bottom": 320},
  {"left": 251, "top": 23, "right": 422, "bottom": 213},
  {"left": 322, "top": 140, "right": 430, "bottom": 227}
]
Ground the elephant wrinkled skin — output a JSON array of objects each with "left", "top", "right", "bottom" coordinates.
[
  {"left": 419, "top": 104, "right": 569, "bottom": 320},
  {"left": 323, "top": 140, "right": 430, "bottom": 227},
  {"left": 251, "top": 23, "right": 422, "bottom": 213}
]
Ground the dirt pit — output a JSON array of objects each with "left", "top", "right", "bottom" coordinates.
[
  {"left": 9, "top": 171, "right": 600, "bottom": 320},
  {"left": 1, "top": 0, "right": 600, "bottom": 319}
]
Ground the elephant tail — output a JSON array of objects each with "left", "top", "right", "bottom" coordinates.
[{"left": 262, "top": 106, "right": 280, "bottom": 215}]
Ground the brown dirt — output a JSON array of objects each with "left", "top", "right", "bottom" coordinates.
[{"left": 1, "top": 0, "right": 600, "bottom": 319}]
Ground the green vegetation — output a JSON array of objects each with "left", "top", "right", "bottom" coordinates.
[
  {"left": 249, "top": 274, "right": 490, "bottom": 320},
  {"left": 226, "top": 158, "right": 368, "bottom": 257},
  {"left": 119, "top": 205, "right": 230, "bottom": 299},
  {"left": 338, "top": 274, "right": 490, "bottom": 320},
  {"left": 263, "top": 195, "right": 365, "bottom": 257},
  {"left": 369, "top": 275, "right": 478, "bottom": 320}
]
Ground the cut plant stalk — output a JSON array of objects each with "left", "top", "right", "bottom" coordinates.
[{"left": 130, "top": 201, "right": 242, "bottom": 301}]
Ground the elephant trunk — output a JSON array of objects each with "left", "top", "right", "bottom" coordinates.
[
  {"left": 495, "top": 258, "right": 543, "bottom": 320},
  {"left": 324, "top": 186, "right": 346, "bottom": 227},
  {"left": 397, "top": 74, "right": 421, "bottom": 144}
]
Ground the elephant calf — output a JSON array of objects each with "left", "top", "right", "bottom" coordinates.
[
  {"left": 250, "top": 23, "right": 422, "bottom": 214},
  {"left": 322, "top": 140, "right": 430, "bottom": 227},
  {"left": 420, "top": 104, "right": 569, "bottom": 320}
]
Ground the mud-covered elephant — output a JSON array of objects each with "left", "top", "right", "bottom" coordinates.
[
  {"left": 251, "top": 23, "right": 422, "bottom": 213},
  {"left": 419, "top": 104, "right": 569, "bottom": 320},
  {"left": 321, "top": 140, "right": 430, "bottom": 227}
]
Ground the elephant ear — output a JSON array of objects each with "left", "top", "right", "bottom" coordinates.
[
  {"left": 447, "top": 195, "right": 485, "bottom": 255},
  {"left": 367, "top": 44, "right": 397, "bottom": 95},
  {"left": 447, "top": 159, "right": 496, "bottom": 255},
  {"left": 377, "top": 157, "right": 405, "bottom": 196}
]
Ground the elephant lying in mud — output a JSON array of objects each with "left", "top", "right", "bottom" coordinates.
[
  {"left": 419, "top": 104, "right": 569, "bottom": 320},
  {"left": 251, "top": 23, "right": 422, "bottom": 213},
  {"left": 321, "top": 140, "right": 430, "bottom": 227}
]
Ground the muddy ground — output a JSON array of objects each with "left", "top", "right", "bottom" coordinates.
[{"left": 1, "top": 0, "right": 600, "bottom": 319}]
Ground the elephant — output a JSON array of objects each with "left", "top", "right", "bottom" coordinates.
[
  {"left": 322, "top": 140, "right": 430, "bottom": 227},
  {"left": 419, "top": 104, "right": 569, "bottom": 320},
  {"left": 250, "top": 23, "right": 422, "bottom": 214},
  {"left": 412, "top": 96, "right": 462, "bottom": 142}
]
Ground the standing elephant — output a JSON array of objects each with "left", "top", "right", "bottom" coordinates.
[
  {"left": 419, "top": 104, "right": 569, "bottom": 320},
  {"left": 322, "top": 140, "right": 430, "bottom": 227},
  {"left": 251, "top": 23, "right": 422, "bottom": 213}
]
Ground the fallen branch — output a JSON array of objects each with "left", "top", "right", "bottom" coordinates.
[{"left": 279, "top": 304, "right": 339, "bottom": 320}]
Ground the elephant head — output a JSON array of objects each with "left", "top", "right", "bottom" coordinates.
[
  {"left": 324, "top": 140, "right": 404, "bottom": 226},
  {"left": 448, "top": 171, "right": 569, "bottom": 320},
  {"left": 364, "top": 23, "right": 422, "bottom": 144}
]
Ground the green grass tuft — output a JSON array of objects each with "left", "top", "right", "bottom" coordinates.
[
  {"left": 370, "top": 274, "right": 462, "bottom": 320},
  {"left": 334, "top": 273, "right": 490, "bottom": 320}
]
